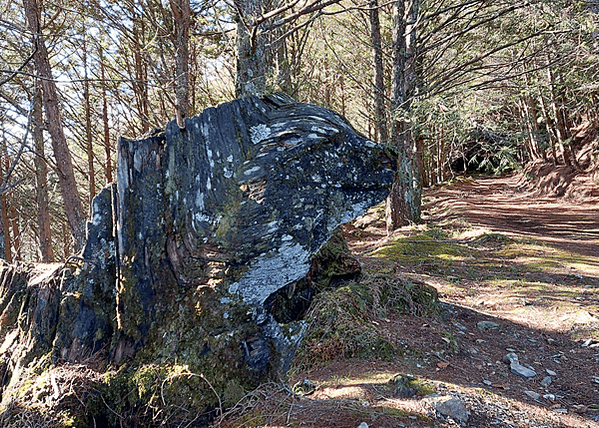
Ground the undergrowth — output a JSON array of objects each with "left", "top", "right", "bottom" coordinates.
[{"left": 293, "top": 273, "right": 439, "bottom": 371}]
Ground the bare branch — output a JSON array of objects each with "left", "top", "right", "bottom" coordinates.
[
  {"left": 0, "top": 102, "right": 33, "bottom": 196},
  {"left": 0, "top": 48, "right": 37, "bottom": 87}
]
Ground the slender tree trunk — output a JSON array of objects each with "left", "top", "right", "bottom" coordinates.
[
  {"left": 83, "top": 38, "right": 96, "bottom": 206},
  {"left": 33, "top": 85, "right": 54, "bottom": 262},
  {"left": 0, "top": 207, "right": 5, "bottom": 261},
  {"left": 527, "top": 93, "right": 545, "bottom": 161},
  {"left": 369, "top": 0, "right": 388, "bottom": 145},
  {"left": 131, "top": 2, "right": 150, "bottom": 133},
  {"left": 100, "top": 46, "right": 113, "bottom": 184},
  {"left": 438, "top": 132, "right": 446, "bottom": 183},
  {"left": 386, "top": 0, "right": 422, "bottom": 230},
  {"left": 340, "top": 73, "right": 346, "bottom": 117},
  {"left": 1, "top": 146, "right": 20, "bottom": 261},
  {"left": 235, "top": 0, "right": 275, "bottom": 97},
  {"left": 169, "top": 0, "right": 190, "bottom": 128},
  {"left": 0, "top": 200, "right": 10, "bottom": 262},
  {"left": 0, "top": 143, "right": 12, "bottom": 262},
  {"left": 9, "top": 201, "right": 20, "bottom": 261},
  {"left": 519, "top": 98, "right": 537, "bottom": 161},
  {"left": 23, "top": 0, "right": 86, "bottom": 252},
  {"left": 538, "top": 91, "right": 558, "bottom": 165},
  {"left": 547, "top": 65, "right": 573, "bottom": 167}
]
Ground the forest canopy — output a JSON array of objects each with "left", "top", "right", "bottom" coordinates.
[{"left": 0, "top": 0, "right": 598, "bottom": 262}]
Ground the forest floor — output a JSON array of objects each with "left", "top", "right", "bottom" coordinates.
[{"left": 217, "top": 171, "right": 599, "bottom": 428}]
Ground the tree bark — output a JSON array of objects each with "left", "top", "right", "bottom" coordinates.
[
  {"left": 546, "top": 63, "right": 573, "bottom": 167},
  {"left": 9, "top": 197, "right": 20, "bottom": 261},
  {"left": 386, "top": 0, "right": 422, "bottom": 230},
  {"left": 235, "top": 0, "right": 275, "bottom": 97},
  {"left": 0, "top": 144, "right": 11, "bottom": 262},
  {"left": 0, "top": 207, "right": 5, "bottom": 261},
  {"left": 83, "top": 38, "right": 96, "bottom": 206},
  {"left": 23, "top": 0, "right": 86, "bottom": 252},
  {"left": 369, "top": 0, "right": 388, "bottom": 145},
  {"left": 538, "top": 90, "right": 558, "bottom": 165},
  {"left": 130, "top": 2, "right": 150, "bottom": 134},
  {"left": 169, "top": 0, "right": 190, "bottom": 128},
  {"left": 100, "top": 46, "right": 113, "bottom": 184},
  {"left": 33, "top": 85, "right": 54, "bottom": 262}
]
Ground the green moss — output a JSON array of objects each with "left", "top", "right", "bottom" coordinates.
[
  {"left": 293, "top": 274, "right": 439, "bottom": 370},
  {"left": 388, "top": 373, "right": 436, "bottom": 397},
  {"left": 370, "top": 231, "right": 470, "bottom": 263}
]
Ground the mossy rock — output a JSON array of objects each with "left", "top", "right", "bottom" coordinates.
[{"left": 389, "top": 373, "right": 436, "bottom": 398}]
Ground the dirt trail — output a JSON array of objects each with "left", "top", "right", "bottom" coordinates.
[
  {"left": 428, "top": 175, "right": 599, "bottom": 259},
  {"left": 221, "top": 174, "right": 599, "bottom": 428}
]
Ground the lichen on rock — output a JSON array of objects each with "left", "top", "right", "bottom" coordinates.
[{"left": 0, "top": 93, "right": 395, "bottom": 426}]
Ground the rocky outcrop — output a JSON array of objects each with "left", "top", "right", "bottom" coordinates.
[{"left": 0, "top": 93, "right": 394, "bottom": 425}]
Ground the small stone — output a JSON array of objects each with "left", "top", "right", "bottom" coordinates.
[
  {"left": 543, "top": 394, "right": 556, "bottom": 401},
  {"left": 454, "top": 322, "right": 467, "bottom": 330},
  {"left": 510, "top": 361, "right": 536, "bottom": 378},
  {"left": 541, "top": 376, "right": 552, "bottom": 387},
  {"left": 503, "top": 352, "right": 519, "bottom": 364},
  {"left": 483, "top": 379, "right": 492, "bottom": 386},
  {"left": 546, "top": 369, "right": 557, "bottom": 376},
  {"left": 477, "top": 321, "right": 500, "bottom": 331},
  {"left": 525, "top": 390, "right": 540, "bottom": 400},
  {"left": 389, "top": 374, "right": 419, "bottom": 398},
  {"left": 424, "top": 394, "right": 470, "bottom": 423},
  {"left": 357, "top": 423, "right": 369, "bottom": 428},
  {"left": 555, "top": 408, "right": 568, "bottom": 414}
]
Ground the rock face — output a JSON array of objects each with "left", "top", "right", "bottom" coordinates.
[
  {"left": 113, "top": 92, "right": 393, "bottom": 370},
  {"left": 0, "top": 93, "right": 394, "bottom": 423}
]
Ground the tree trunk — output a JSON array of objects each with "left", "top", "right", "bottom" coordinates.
[
  {"left": 528, "top": 93, "right": 545, "bottom": 161},
  {"left": 23, "top": 0, "right": 86, "bottom": 252},
  {"left": 547, "top": 64, "right": 573, "bottom": 167},
  {"left": 130, "top": 2, "right": 150, "bottom": 134},
  {"left": 9, "top": 200, "right": 20, "bottom": 261},
  {"left": 235, "top": 0, "right": 275, "bottom": 97},
  {"left": 33, "top": 85, "right": 54, "bottom": 262},
  {"left": 519, "top": 98, "right": 537, "bottom": 161},
  {"left": 0, "top": 207, "right": 5, "bottom": 261},
  {"left": 100, "top": 46, "right": 113, "bottom": 184},
  {"left": 0, "top": 145, "right": 11, "bottom": 262},
  {"left": 83, "top": 38, "right": 96, "bottom": 206},
  {"left": 369, "top": 0, "right": 388, "bottom": 145},
  {"left": 538, "top": 90, "right": 558, "bottom": 165},
  {"left": 386, "top": 0, "right": 422, "bottom": 230},
  {"left": 169, "top": 0, "right": 190, "bottom": 128}
]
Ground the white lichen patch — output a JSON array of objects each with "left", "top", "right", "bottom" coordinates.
[
  {"left": 228, "top": 242, "right": 311, "bottom": 305},
  {"left": 250, "top": 124, "right": 271, "bottom": 144},
  {"left": 195, "top": 189, "right": 205, "bottom": 209},
  {"left": 207, "top": 148, "right": 215, "bottom": 169},
  {"left": 244, "top": 166, "right": 261, "bottom": 176}
]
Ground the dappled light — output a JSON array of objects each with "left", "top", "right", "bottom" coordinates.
[{"left": 222, "top": 174, "right": 599, "bottom": 428}]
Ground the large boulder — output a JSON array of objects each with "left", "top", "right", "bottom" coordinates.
[{"left": 0, "top": 93, "right": 394, "bottom": 425}]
